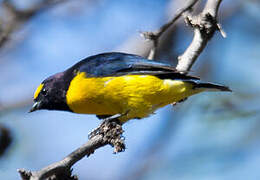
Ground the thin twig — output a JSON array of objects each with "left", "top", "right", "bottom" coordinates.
[{"left": 141, "top": 0, "right": 199, "bottom": 60}]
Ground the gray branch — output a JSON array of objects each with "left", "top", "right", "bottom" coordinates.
[
  {"left": 18, "top": 121, "right": 125, "bottom": 180},
  {"left": 19, "top": 135, "right": 105, "bottom": 180},
  {"left": 176, "top": 0, "right": 224, "bottom": 72}
]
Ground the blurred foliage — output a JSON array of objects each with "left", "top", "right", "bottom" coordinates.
[{"left": 0, "top": 124, "right": 12, "bottom": 157}]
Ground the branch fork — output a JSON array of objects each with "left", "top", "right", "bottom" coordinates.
[
  {"left": 176, "top": 0, "right": 225, "bottom": 72},
  {"left": 184, "top": 11, "right": 225, "bottom": 40}
]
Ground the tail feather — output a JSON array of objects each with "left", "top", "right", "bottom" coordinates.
[{"left": 193, "top": 81, "right": 232, "bottom": 92}]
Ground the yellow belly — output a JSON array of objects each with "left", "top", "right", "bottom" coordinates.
[{"left": 66, "top": 72, "right": 201, "bottom": 122}]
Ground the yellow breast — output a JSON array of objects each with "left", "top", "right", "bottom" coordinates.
[{"left": 66, "top": 72, "right": 201, "bottom": 122}]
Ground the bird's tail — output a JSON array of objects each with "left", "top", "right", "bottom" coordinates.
[{"left": 192, "top": 81, "right": 232, "bottom": 92}]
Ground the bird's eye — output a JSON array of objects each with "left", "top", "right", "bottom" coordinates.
[{"left": 42, "top": 88, "right": 47, "bottom": 96}]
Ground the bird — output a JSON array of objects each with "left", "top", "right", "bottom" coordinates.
[{"left": 30, "top": 52, "right": 231, "bottom": 123}]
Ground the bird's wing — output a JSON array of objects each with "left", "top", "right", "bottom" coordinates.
[{"left": 71, "top": 52, "right": 199, "bottom": 80}]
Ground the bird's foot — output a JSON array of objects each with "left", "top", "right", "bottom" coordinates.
[
  {"left": 88, "top": 114, "right": 121, "bottom": 139},
  {"left": 88, "top": 115, "right": 125, "bottom": 153}
]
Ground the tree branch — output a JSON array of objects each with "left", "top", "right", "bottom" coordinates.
[
  {"left": 176, "top": 0, "right": 225, "bottom": 72},
  {"left": 18, "top": 120, "right": 125, "bottom": 180},
  {"left": 18, "top": 0, "right": 225, "bottom": 179},
  {"left": 142, "top": 0, "right": 199, "bottom": 60}
]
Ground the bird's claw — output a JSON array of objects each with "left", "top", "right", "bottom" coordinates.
[{"left": 88, "top": 115, "right": 122, "bottom": 139}]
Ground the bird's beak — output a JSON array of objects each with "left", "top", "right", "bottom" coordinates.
[{"left": 29, "top": 101, "right": 41, "bottom": 113}]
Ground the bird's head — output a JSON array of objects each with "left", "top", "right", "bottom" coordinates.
[{"left": 30, "top": 72, "right": 70, "bottom": 112}]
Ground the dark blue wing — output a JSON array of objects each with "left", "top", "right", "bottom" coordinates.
[{"left": 69, "top": 52, "right": 199, "bottom": 80}]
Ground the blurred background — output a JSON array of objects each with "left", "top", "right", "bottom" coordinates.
[{"left": 0, "top": 0, "right": 260, "bottom": 179}]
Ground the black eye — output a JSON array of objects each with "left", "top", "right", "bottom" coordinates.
[{"left": 42, "top": 88, "right": 47, "bottom": 96}]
